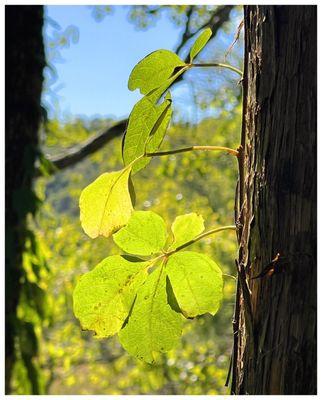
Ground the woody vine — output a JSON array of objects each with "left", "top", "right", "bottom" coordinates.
[{"left": 73, "top": 28, "right": 243, "bottom": 363}]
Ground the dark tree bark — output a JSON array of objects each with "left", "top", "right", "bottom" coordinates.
[
  {"left": 5, "top": 6, "right": 45, "bottom": 393},
  {"left": 231, "top": 6, "right": 316, "bottom": 394}
]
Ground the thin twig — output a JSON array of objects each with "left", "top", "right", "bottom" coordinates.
[
  {"left": 191, "top": 63, "right": 243, "bottom": 77},
  {"left": 146, "top": 145, "right": 238, "bottom": 157}
]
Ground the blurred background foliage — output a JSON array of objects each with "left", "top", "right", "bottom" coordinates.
[{"left": 10, "top": 4, "right": 243, "bottom": 394}]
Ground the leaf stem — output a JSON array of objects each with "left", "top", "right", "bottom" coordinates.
[
  {"left": 147, "top": 225, "right": 236, "bottom": 266},
  {"left": 190, "top": 62, "right": 243, "bottom": 77},
  {"left": 166, "top": 225, "right": 236, "bottom": 255},
  {"left": 146, "top": 145, "right": 238, "bottom": 158}
]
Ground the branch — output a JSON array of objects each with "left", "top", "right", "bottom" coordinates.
[
  {"left": 170, "top": 5, "right": 235, "bottom": 89},
  {"left": 146, "top": 145, "right": 238, "bottom": 157},
  {"left": 175, "top": 5, "right": 195, "bottom": 54},
  {"left": 191, "top": 62, "right": 243, "bottom": 76},
  {"left": 36, "top": 119, "right": 127, "bottom": 177},
  {"left": 174, "top": 5, "right": 235, "bottom": 61}
]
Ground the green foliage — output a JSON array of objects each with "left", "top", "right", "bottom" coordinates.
[
  {"left": 30, "top": 103, "right": 240, "bottom": 394},
  {"left": 13, "top": 11, "right": 243, "bottom": 394},
  {"left": 128, "top": 49, "right": 185, "bottom": 95},
  {"left": 119, "top": 265, "right": 183, "bottom": 363},
  {"left": 73, "top": 209, "right": 225, "bottom": 363},
  {"left": 123, "top": 95, "right": 172, "bottom": 173},
  {"left": 167, "top": 252, "right": 223, "bottom": 317},
  {"left": 73, "top": 256, "right": 149, "bottom": 337},
  {"left": 12, "top": 226, "right": 52, "bottom": 395},
  {"left": 74, "top": 27, "right": 241, "bottom": 365},
  {"left": 79, "top": 168, "right": 133, "bottom": 238},
  {"left": 113, "top": 211, "right": 167, "bottom": 256},
  {"left": 170, "top": 212, "right": 205, "bottom": 249},
  {"left": 189, "top": 28, "right": 212, "bottom": 62}
]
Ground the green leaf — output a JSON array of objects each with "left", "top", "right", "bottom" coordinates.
[
  {"left": 119, "top": 264, "right": 183, "bottom": 363},
  {"left": 169, "top": 212, "right": 205, "bottom": 249},
  {"left": 147, "top": 65, "right": 188, "bottom": 104},
  {"left": 166, "top": 251, "right": 223, "bottom": 318},
  {"left": 123, "top": 96, "right": 172, "bottom": 174},
  {"left": 113, "top": 210, "right": 167, "bottom": 256},
  {"left": 189, "top": 28, "right": 212, "bottom": 62},
  {"left": 79, "top": 168, "right": 133, "bottom": 238},
  {"left": 73, "top": 255, "right": 149, "bottom": 338},
  {"left": 145, "top": 93, "right": 173, "bottom": 154},
  {"left": 128, "top": 49, "right": 186, "bottom": 95}
]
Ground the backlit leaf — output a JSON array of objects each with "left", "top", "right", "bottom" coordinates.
[
  {"left": 123, "top": 96, "right": 172, "bottom": 174},
  {"left": 79, "top": 168, "right": 133, "bottom": 238},
  {"left": 189, "top": 28, "right": 212, "bottom": 62},
  {"left": 119, "top": 264, "right": 183, "bottom": 363},
  {"left": 73, "top": 255, "right": 149, "bottom": 338},
  {"left": 128, "top": 49, "right": 186, "bottom": 95},
  {"left": 147, "top": 65, "right": 188, "bottom": 104},
  {"left": 166, "top": 251, "right": 223, "bottom": 318},
  {"left": 113, "top": 210, "right": 167, "bottom": 256},
  {"left": 169, "top": 213, "right": 205, "bottom": 249},
  {"left": 145, "top": 93, "right": 173, "bottom": 154}
]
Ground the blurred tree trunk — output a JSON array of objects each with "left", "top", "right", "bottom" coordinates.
[
  {"left": 232, "top": 5, "right": 316, "bottom": 394},
  {"left": 5, "top": 5, "right": 45, "bottom": 393}
]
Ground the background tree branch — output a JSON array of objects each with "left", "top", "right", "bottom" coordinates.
[
  {"left": 38, "top": 119, "right": 127, "bottom": 176},
  {"left": 174, "top": 5, "right": 234, "bottom": 61}
]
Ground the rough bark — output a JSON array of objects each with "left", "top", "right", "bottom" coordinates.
[
  {"left": 232, "top": 5, "right": 316, "bottom": 394},
  {"left": 5, "top": 6, "right": 45, "bottom": 393}
]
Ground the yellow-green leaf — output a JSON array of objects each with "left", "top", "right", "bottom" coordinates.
[
  {"left": 79, "top": 168, "right": 133, "bottom": 238},
  {"left": 166, "top": 251, "right": 223, "bottom": 318},
  {"left": 169, "top": 212, "right": 205, "bottom": 249},
  {"left": 73, "top": 255, "right": 149, "bottom": 338},
  {"left": 145, "top": 93, "right": 173, "bottom": 155},
  {"left": 113, "top": 211, "right": 167, "bottom": 256},
  {"left": 128, "top": 49, "right": 186, "bottom": 95},
  {"left": 147, "top": 65, "right": 188, "bottom": 104},
  {"left": 123, "top": 96, "right": 172, "bottom": 174},
  {"left": 119, "top": 264, "right": 183, "bottom": 363},
  {"left": 189, "top": 28, "right": 212, "bottom": 62}
]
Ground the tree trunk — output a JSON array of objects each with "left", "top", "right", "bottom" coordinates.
[
  {"left": 232, "top": 5, "right": 316, "bottom": 394},
  {"left": 5, "top": 6, "right": 45, "bottom": 393}
]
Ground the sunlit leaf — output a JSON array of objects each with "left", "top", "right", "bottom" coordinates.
[
  {"left": 73, "top": 255, "right": 149, "bottom": 338},
  {"left": 79, "top": 168, "right": 133, "bottom": 238},
  {"left": 147, "top": 65, "right": 188, "bottom": 104},
  {"left": 169, "top": 212, "right": 205, "bottom": 249},
  {"left": 113, "top": 210, "right": 167, "bottom": 256},
  {"left": 123, "top": 96, "right": 172, "bottom": 174},
  {"left": 128, "top": 49, "right": 186, "bottom": 95},
  {"left": 119, "top": 264, "right": 183, "bottom": 363},
  {"left": 189, "top": 28, "right": 212, "bottom": 62},
  {"left": 145, "top": 92, "right": 173, "bottom": 154},
  {"left": 167, "top": 251, "right": 223, "bottom": 317}
]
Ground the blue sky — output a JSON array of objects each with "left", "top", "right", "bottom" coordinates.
[
  {"left": 42, "top": 6, "right": 243, "bottom": 122},
  {"left": 43, "top": 6, "right": 183, "bottom": 120}
]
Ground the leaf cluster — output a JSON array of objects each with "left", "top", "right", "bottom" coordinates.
[
  {"left": 79, "top": 29, "right": 213, "bottom": 239},
  {"left": 74, "top": 211, "right": 223, "bottom": 363}
]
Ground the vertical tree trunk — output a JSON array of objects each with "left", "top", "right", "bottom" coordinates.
[
  {"left": 232, "top": 5, "right": 316, "bottom": 394},
  {"left": 5, "top": 6, "right": 45, "bottom": 393}
]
